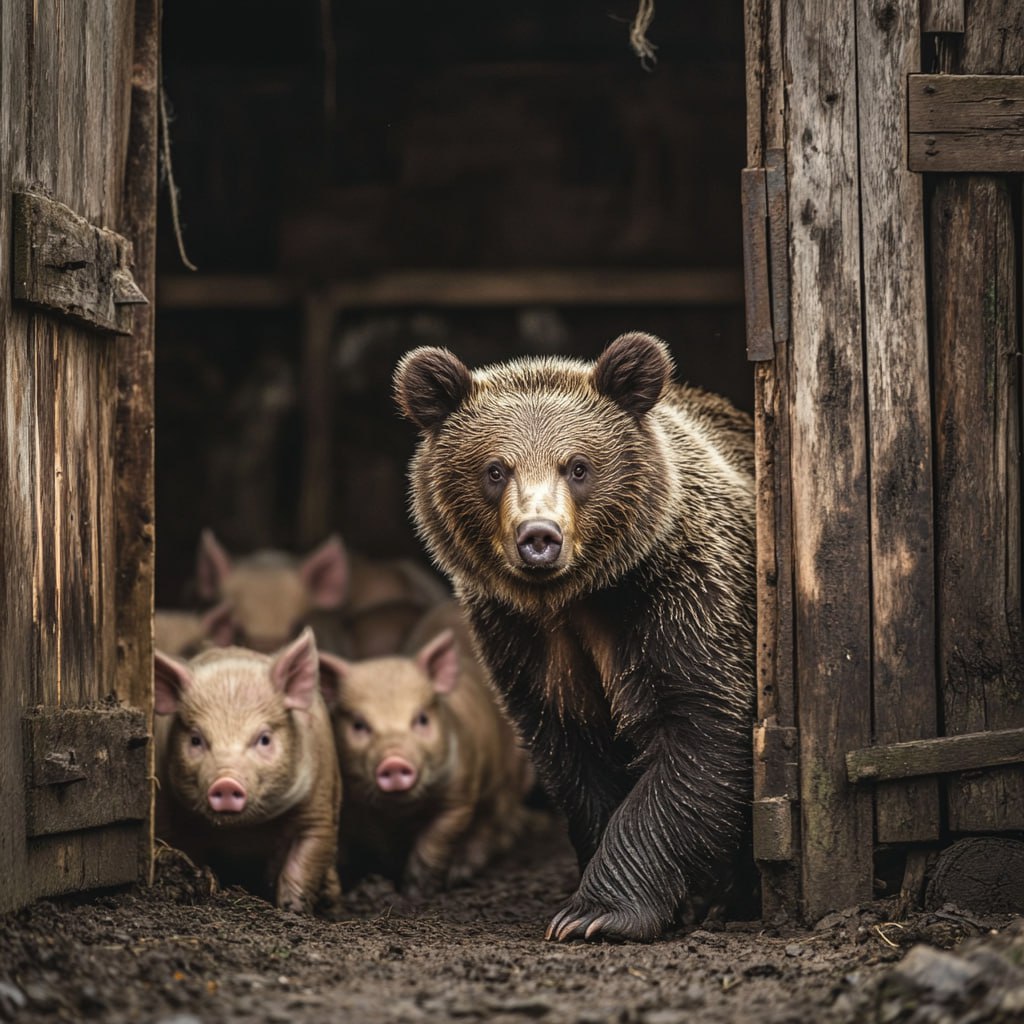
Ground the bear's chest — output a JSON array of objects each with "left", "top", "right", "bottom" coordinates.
[{"left": 541, "top": 605, "right": 623, "bottom": 721}]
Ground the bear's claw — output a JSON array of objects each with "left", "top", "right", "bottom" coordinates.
[{"left": 545, "top": 898, "right": 661, "bottom": 943}]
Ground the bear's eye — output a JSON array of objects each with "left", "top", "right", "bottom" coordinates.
[
  {"left": 570, "top": 460, "right": 588, "bottom": 481},
  {"left": 487, "top": 463, "right": 506, "bottom": 484}
]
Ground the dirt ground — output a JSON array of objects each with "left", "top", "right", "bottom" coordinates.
[{"left": 2, "top": 813, "right": 1023, "bottom": 1024}]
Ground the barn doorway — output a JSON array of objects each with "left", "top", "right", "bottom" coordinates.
[{"left": 153, "top": 1, "right": 749, "bottom": 604}]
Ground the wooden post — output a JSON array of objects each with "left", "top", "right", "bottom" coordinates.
[
  {"left": 856, "top": 0, "right": 939, "bottom": 845},
  {"left": 745, "top": 0, "right": 800, "bottom": 919},
  {"left": 784, "top": 0, "right": 874, "bottom": 920},
  {"left": 118, "top": 0, "right": 160, "bottom": 883}
]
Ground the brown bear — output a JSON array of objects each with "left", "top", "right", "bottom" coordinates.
[{"left": 393, "top": 331, "right": 755, "bottom": 942}]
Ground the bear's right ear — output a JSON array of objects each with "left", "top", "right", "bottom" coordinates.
[
  {"left": 393, "top": 347, "right": 473, "bottom": 432},
  {"left": 593, "top": 332, "right": 673, "bottom": 418}
]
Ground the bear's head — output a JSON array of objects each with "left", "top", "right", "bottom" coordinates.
[{"left": 394, "top": 332, "right": 678, "bottom": 612}]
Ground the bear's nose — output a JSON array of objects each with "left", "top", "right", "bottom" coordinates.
[{"left": 516, "top": 519, "right": 563, "bottom": 567}]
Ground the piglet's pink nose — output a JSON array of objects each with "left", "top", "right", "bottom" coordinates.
[
  {"left": 376, "top": 756, "right": 417, "bottom": 793},
  {"left": 207, "top": 777, "right": 247, "bottom": 813}
]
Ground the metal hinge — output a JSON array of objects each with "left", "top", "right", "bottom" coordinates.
[
  {"left": 741, "top": 150, "right": 790, "bottom": 361},
  {"left": 752, "top": 718, "right": 798, "bottom": 862}
]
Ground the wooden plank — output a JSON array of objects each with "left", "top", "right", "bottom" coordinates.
[
  {"left": 856, "top": 0, "right": 939, "bottom": 845},
  {"left": 908, "top": 74, "right": 1024, "bottom": 172},
  {"left": 23, "top": 707, "right": 149, "bottom": 836},
  {"left": 12, "top": 191, "right": 146, "bottom": 335},
  {"left": 933, "top": 176, "right": 1024, "bottom": 832},
  {"left": 785, "top": 0, "right": 874, "bottom": 921},
  {"left": 157, "top": 269, "right": 746, "bottom": 311},
  {"left": 920, "top": 0, "right": 965, "bottom": 34},
  {"left": 848, "top": 727, "right": 1024, "bottom": 783},
  {"left": 932, "top": 0, "right": 1024, "bottom": 835},
  {"left": 741, "top": 168, "right": 773, "bottom": 361},
  {"left": 746, "top": 0, "right": 799, "bottom": 919},
  {"left": 118, "top": 0, "right": 159, "bottom": 885},
  {"left": 0, "top": 0, "right": 35, "bottom": 916},
  {"left": 27, "top": 824, "right": 142, "bottom": 902}
]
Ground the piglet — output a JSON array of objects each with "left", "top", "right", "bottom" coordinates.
[
  {"left": 319, "top": 601, "right": 532, "bottom": 892},
  {"left": 153, "top": 628, "right": 343, "bottom": 916},
  {"left": 195, "top": 529, "right": 448, "bottom": 656}
]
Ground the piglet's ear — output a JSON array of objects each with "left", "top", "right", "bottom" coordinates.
[
  {"left": 593, "top": 331, "right": 673, "bottom": 418},
  {"left": 201, "top": 600, "right": 237, "bottom": 648},
  {"left": 393, "top": 347, "right": 472, "bottom": 432},
  {"left": 154, "top": 651, "right": 193, "bottom": 715},
  {"left": 196, "top": 529, "right": 232, "bottom": 602},
  {"left": 317, "top": 650, "right": 352, "bottom": 710},
  {"left": 415, "top": 629, "right": 460, "bottom": 695},
  {"left": 271, "top": 627, "right": 319, "bottom": 711},
  {"left": 301, "top": 534, "right": 349, "bottom": 610}
]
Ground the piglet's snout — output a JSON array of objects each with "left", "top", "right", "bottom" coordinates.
[
  {"left": 516, "top": 519, "right": 562, "bottom": 567},
  {"left": 375, "top": 756, "right": 418, "bottom": 793},
  {"left": 207, "top": 777, "right": 247, "bottom": 813}
]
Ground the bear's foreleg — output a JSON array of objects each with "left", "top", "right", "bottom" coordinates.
[{"left": 546, "top": 727, "right": 749, "bottom": 943}]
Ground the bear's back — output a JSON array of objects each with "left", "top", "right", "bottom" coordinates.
[{"left": 663, "top": 382, "right": 754, "bottom": 480}]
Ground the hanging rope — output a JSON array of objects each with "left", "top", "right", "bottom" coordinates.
[
  {"left": 159, "top": 84, "right": 198, "bottom": 272},
  {"left": 629, "top": 0, "right": 658, "bottom": 69}
]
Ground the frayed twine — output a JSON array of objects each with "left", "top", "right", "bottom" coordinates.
[{"left": 630, "top": 0, "right": 657, "bottom": 69}]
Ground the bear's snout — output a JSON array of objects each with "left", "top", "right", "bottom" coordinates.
[{"left": 516, "top": 519, "right": 563, "bottom": 567}]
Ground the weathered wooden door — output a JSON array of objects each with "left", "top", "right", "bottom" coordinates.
[
  {"left": 0, "top": 0, "right": 158, "bottom": 912},
  {"left": 744, "top": 0, "right": 1024, "bottom": 922}
]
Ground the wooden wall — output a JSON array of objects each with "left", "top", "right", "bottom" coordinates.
[
  {"left": 0, "top": 0, "right": 157, "bottom": 912},
  {"left": 747, "top": 0, "right": 1024, "bottom": 922}
]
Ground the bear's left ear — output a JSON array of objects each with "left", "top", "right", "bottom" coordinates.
[
  {"left": 394, "top": 347, "right": 473, "bottom": 432},
  {"left": 593, "top": 332, "right": 673, "bottom": 418}
]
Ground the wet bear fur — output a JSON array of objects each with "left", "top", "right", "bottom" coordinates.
[{"left": 393, "top": 331, "right": 755, "bottom": 942}]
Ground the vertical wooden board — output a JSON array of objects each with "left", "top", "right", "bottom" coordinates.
[
  {"left": 931, "top": 0, "right": 1024, "bottom": 835},
  {"left": 57, "top": 330, "right": 103, "bottom": 703},
  {"left": 856, "top": 0, "right": 938, "bottom": 844},
  {"left": 784, "top": 0, "right": 874, "bottom": 920},
  {"left": 746, "top": 0, "right": 800, "bottom": 919},
  {"left": 920, "top": 0, "right": 965, "bottom": 33},
  {"left": 0, "top": 0, "right": 35, "bottom": 915},
  {"left": 932, "top": 176, "right": 1024, "bottom": 832},
  {"left": 32, "top": 319, "right": 60, "bottom": 707},
  {"left": 118, "top": 0, "right": 160, "bottom": 881}
]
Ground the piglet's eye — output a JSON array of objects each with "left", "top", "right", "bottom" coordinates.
[
  {"left": 256, "top": 732, "right": 272, "bottom": 748},
  {"left": 189, "top": 732, "right": 204, "bottom": 749},
  {"left": 351, "top": 717, "right": 371, "bottom": 734},
  {"left": 413, "top": 711, "right": 429, "bottom": 728}
]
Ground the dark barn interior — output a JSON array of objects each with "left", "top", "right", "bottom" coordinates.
[{"left": 153, "top": 0, "right": 748, "bottom": 606}]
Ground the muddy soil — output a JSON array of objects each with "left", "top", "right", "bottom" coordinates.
[{"left": 2, "top": 814, "right": 1022, "bottom": 1024}]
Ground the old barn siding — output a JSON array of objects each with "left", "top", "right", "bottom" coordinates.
[{"left": 0, "top": 0, "right": 156, "bottom": 912}]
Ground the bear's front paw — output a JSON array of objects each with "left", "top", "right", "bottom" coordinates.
[{"left": 545, "top": 893, "right": 664, "bottom": 943}]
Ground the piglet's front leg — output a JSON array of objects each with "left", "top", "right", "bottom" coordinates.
[
  {"left": 403, "top": 802, "right": 475, "bottom": 894},
  {"left": 276, "top": 826, "right": 342, "bottom": 917}
]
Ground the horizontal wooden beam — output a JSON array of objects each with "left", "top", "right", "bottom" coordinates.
[
  {"left": 158, "top": 268, "right": 745, "bottom": 311},
  {"left": 908, "top": 74, "right": 1024, "bottom": 172},
  {"left": 847, "top": 726, "right": 1024, "bottom": 783}
]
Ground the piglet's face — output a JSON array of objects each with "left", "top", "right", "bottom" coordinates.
[
  {"left": 320, "top": 630, "right": 459, "bottom": 804},
  {"left": 155, "top": 630, "right": 320, "bottom": 826}
]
